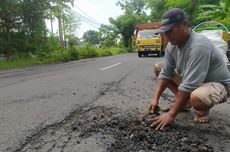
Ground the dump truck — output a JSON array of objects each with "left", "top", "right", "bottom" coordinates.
[{"left": 134, "top": 23, "right": 168, "bottom": 57}]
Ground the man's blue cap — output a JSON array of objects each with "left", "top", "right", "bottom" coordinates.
[{"left": 160, "top": 8, "right": 186, "bottom": 32}]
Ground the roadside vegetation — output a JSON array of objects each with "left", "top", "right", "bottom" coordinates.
[
  {"left": 0, "top": 0, "right": 229, "bottom": 70},
  {"left": 0, "top": 45, "right": 132, "bottom": 70}
]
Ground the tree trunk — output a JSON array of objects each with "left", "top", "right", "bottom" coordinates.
[
  {"left": 128, "top": 38, "right": 132, "bottom": 49},
  {"left": 5, "top": 27, "right": 11, "bottom": 59},
  {"left": 62, "top": 16, "right": 66, "bottom": 47},
  {"left": 123, "top": 35, "right": 129, "bottom": 48},
  {"left": 50, "top": 18, "right": 53, "bottom": 34},
  {"left": 58, "top": 15, "right": 64, "bottom": 47}
]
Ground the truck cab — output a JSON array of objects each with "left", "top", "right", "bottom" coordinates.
[{"left": 135, "top": 23, "right": 168, "bottom": 57}]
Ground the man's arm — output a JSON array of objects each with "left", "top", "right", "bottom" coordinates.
[
  {"left": 152, "top": 90, "right": 190, "bottom": 130},
  {"left": 149, "top": 78, "right": 172, "bottom": 111},
  {"left": 150, "top": 45, "right": 176, "bottom": 111},
  {"left": 168, "top": 90, "right": 190, "bottom": 117}
]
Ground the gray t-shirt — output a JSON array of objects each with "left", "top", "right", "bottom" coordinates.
[{"left": 159, "top": 30, "right": 230, "bottom": 93}]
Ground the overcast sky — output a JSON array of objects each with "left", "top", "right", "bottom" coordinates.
[
  {"left": 47, "top": 1, "right": 122, "bottom": 38},
  {"left": 73, "top": 0, "right": 123, "bottom": 37},
  {"left": 47, "top": 1, "right": 123, "bottom": 38},
  {"left": 46, "top": 0, "right": 123, "bottom": 38}
]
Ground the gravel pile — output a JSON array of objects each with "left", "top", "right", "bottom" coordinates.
[{"left": 76, "top": 106, "right": 214, "bottom": 152}]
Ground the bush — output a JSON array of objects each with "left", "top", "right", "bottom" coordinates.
[
  {"left": 96, "top": 48, "right": 113, "bottom": 57},
  {"left": 49, "top": 50, "right": 70, "bottom": 62},
  {"left": 0, "top": 42, "right": 133, "bottom": 70},
  {"left": 69, "top": 47, "right": 79, "bottom": 60},
  {"left": 78, "top": 44, "right": 98, "bottom": 59},
  {"left": 109, "top": 47, "right": 127, "bottom": 55},
  {"left": 47, "top": 35, "right": 60, "bottom": 51}
]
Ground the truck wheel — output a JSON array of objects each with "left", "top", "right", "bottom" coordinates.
[
  {"left": 144, "top": 53, "right": 148, "bottom": 57},
  {"left": 157, "top": 51, "right": 162, "bottom": 57},
  {"left": 138, "top": 52, "right": 142, "bottom": 57},
  {"left": 161, "top": 46, "right": 165, "bottom": 56}
]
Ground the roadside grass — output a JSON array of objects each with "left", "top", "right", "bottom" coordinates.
[{"left": 0, "top": 47, "right": 133, "bottom": 70}]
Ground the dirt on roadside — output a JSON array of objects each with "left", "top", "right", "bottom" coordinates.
[{"left": 18, "top": 105, "right": 230, "bottom": 152}]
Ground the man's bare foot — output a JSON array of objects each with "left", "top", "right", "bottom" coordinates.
[{"left": 193, "top": 110, "right": 209, "bottom": 123}]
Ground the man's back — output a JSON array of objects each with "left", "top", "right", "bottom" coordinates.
[{"left": 159, "top": 30, "right": 230, "bottom": 92}]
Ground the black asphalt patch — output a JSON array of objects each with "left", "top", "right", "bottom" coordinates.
[{"left": 18, "top": 105, "right": 230, "bottom": 152}]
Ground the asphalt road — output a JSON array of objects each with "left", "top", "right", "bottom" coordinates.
[
  {"left": 0, "top": 53, "right": 162, "bottom": 151},
  {"left": 1, "top": 53, "right": 230, "bottom": 152}
]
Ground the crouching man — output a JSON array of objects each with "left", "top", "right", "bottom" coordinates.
[{"left": 149, "top": 8, "right": 230, "bottom": 130}]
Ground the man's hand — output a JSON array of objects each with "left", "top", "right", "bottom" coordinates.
[
  {"left": 151, "top": 112, "right": 175, "bottom": 130},
  {"left": 148, "top": 97, "right": 160, "bottom": 113},
  {"left": 148, "top": 103, "right": 158, "bottom": 113}
]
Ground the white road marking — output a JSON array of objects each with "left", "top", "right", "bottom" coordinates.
[{"left": 100, "top": 62, "right": 122, "bottom": 71}]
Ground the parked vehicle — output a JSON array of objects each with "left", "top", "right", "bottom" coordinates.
[
  {"left": 228, "top": 32, "right": 230, "bottom": 49},
  {"left": 134, "top": 23, "right": 168, "bottom": 57},
  {"left": 226, "top": 31, "right": 230, "bottom": 61},
  {"left": 193, "top": 21, "right": 229, "bottom": 63}
]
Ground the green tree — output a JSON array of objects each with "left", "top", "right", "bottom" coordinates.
[
  {"left": 83, "top": 30, "right": 100, "bottom": 45},
  {"left": 98, "top": 24, "right": 119, "bottom": 47},
  {"left": 63, "top": 11, "right": 80, "bottom": 47},
  {"left": 110, "top": 0, "right": 148, "bottom": 48},
  {"left": 145, "top": 0, "right": 167, "bottom": 22},
  {"left": 0, "top": 0, "right": 78, "bottom": 59},
  {"left": 21, "top": 0, "right": 50, "bottom": 53},
  {"left": 145, "top": 0, "right": 222, "bottom": 24},
  {"left": 162, "top": 0, "right": 201, "bottom": 24},
  {"left": 63, "top": 12, "right": 80, "bottom": 37},
  {"left": 197, "top": 0, "right": 230, "bottom": 25},
  {"left": 0, "top": 0, "right": 21, "bottom": 57},
  {"left": 118, "top": 0, "right": 146, "bottom": 15},
  {"left": 50, "top": 0, "right": 74, "bottom": 47}
]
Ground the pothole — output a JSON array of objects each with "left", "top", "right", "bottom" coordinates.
[{"left": 18, "top": 106, "right": 223, "bottom": 152}]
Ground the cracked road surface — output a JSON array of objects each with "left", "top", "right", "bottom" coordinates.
[{"left": 0, "top": 53, "right": 230, "bottom": 152}]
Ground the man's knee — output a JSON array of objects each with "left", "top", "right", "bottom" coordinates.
[
  {"left": 191, "top": 82, "right": 228, "bottom": 110},
  {"left": 190, "top": 94, "right": 210, "bottom": 111},
  {"left": 153, "top": 62, "right": 163, "bottom": 77},
  {"left": 153, "top": 66, "right": 160, "bottom": 77}
]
